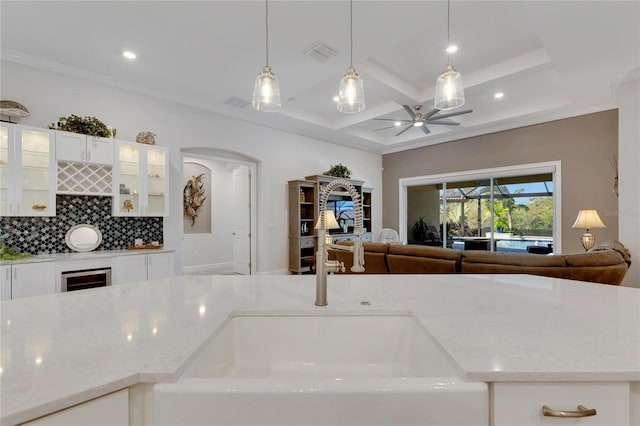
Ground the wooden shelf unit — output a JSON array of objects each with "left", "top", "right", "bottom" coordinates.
[{"left": 288, "top": 175, "right": 373, "bottom": 274}]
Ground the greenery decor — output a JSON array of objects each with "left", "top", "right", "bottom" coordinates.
[
  {"left": 49, "top": 114, "right": 112, "bottom": 138},
  {"left": 411, "top": 217, "right": 429, "bottom": 242},
  {"left": 323, "top": 163, "right": 352, "bottom": 179}
]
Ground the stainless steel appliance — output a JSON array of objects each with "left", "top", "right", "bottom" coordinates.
[{"left": 61, "top": 268, "right": 112, "bottom": 292}]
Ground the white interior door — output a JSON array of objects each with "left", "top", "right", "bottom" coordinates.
[{"left": 232, "top": 166, "right": 251, "bottom": 274}]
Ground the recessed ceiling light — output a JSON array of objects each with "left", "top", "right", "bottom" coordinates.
[
  {"left": 394, "top": 121, "right": 402, "bottom": 126},
  {"left": 333, "top": 96, "right": 340, "bottom": 102},
  {"left": 122, "top": 51, "right": 137, "bottom": 60},
  {"left": 494, "top": 92, "right": 504, "bottom": 99},
  {"left": 446, "top": 45, "right": 458, "bottom": 54}
]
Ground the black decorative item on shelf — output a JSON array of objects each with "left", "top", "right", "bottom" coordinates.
[
  {"left": 49, "top": 115, "right": 112, "bottom": 138},
  {"left": 323, "top": 163, "right": 352, "bottom": 179},
  {"left": 0, "top": 195, "right": 163, "bottom": 254}
]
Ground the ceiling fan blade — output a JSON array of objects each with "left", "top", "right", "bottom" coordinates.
[
  {"left": 420, "top": 125, "right": 431, "bottom": 135},
  {"left": 423, "top": 108, "right": 440, "bottom": 120},
  {"left": 402, "top": 105, "right": 417, "bottom": 119},
  {"left": 395, "top": 125, "right": 414, "bottom": 136},
  {"left": 426, "top": 120, "right": 460, "bottom": 126},
  {"left": 373, "top": 118, "right": 411, "bottom": 122},
  {"left": 374, "top": 125, "right": 399, "bottom": 131},
  {"left": 431, "top": 109, "right": 473, "bottom": 120}
]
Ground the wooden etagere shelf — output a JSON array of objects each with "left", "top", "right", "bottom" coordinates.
[{"left": 288, "top": 175, "right": 373, "bottom": 274}]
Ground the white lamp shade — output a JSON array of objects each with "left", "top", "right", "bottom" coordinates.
[
  {"left": 315, "top": 210, "right": 340, "bottom": 230},
  {"left": 434, "top": 64, "right": 465, "bottom": 111},
  {"left": 572, "top": 210, "right": 606, "bottom": 229},
  {"left": 337, "top": 66, "right": 365, "bottom": 113},
  {"left": 252, "top": 66, "right": 281, "bottom": 112}
]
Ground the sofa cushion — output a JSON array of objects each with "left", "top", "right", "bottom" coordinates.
[
  {"left": 329, "top": 241, "right": 389, "bottom": 273},
  {"left": 569, "top": 263, "right": 628, "bottom": 285},
  {"left": 563, "top": 250, "right": 625, "bottom": 267},
  {"left": 588, "top": 240, "right": 631, "bottom": 266},
  {"left": 462, "top": 250, "right": 566, "bottom": 267},
  {"left": 388, "top": 244, "right": 462, "bottom": 261},
  {"left": 387, "top": 254, "right": 459, "bottom": 274}
]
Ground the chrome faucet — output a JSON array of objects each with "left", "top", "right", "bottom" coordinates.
[{"left": 315, "top": 179, "right": 365, "bottom": 306}]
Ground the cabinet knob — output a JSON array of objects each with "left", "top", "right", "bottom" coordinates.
[{"left": 542, "top": 404, "right": 597, "bottom": 418}]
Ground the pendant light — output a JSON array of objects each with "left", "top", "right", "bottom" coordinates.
[
  {"left": 252, "top": 0, "right": 281, "bottom": 112},
  {"left": 434, "top": 0, "right": 465, "bottom": 110},
  {"left": 337, "top": 0, "right": 365, "bottom": 113}
]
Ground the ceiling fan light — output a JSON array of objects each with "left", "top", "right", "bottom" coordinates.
[
  {"left": 252, "top": 65, "right": 281, "bottom": 112},
  {"left": 434, "top": 63, "right": 465, "bottom": 110},
  {"left": 413, "top": 121, "right": 423, "bottom": 127},
  {"left": 337, "top": 66, "right": 365, "bottom": 113}
]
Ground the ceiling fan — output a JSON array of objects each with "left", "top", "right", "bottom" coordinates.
[{"left": 374, "top": 104, "right": 473, "bottom": 136}]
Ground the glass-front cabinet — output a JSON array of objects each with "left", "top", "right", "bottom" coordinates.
[
  {"left": 0, "top": 123, "right": 56, "bottom": 217},
  {"left": 113, "top": 141, "right": 168, "bottom": 217}
]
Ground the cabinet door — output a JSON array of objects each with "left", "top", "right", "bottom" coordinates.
[
  {"left": 1, "top": 265, "right": 11, "bottom": 300},
  {"left": 16, "top": 126, "right": 56, "bottom": 217},
  {"left": 87, "top": 137, "right": 114, "bottom": 165},
  {"left": 145, "top": 146, "right": 168, "bottom": 216},
  {"left": 22, "top": 389, "right": 128, "bottom": 426},
  {"left": 113, "top": 141, "right": 143, "bottom": 216},
  {"left": 0, "top": 123, "right": 15, "bottom": 216},
  {"left": 114, "top": 255, "right": 148, "bottom": 284},
  {"left": 147, "top": 252, "right": 175, "bottom": 280},
  {"left": 55, "top": 131, "right": 86, "bottom": 162},
  {"left": 11, "top": 262, "right": 55, "bottom": 299}
]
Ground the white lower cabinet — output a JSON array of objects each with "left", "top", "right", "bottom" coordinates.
[
  {"left": 147, "top": 252, "right": 175, "bottom": 280},
  {"left": 1, "top": 265, "right": 11, "bottom": 300},
  {"left": 114, "top": 255, "right": 148, "bottom": 284},
  {"left": 115, "top": 252, "right": 175, "bottom": 284},
  {"left": 492, "top": 382, "right": 630, "bottom": 425},
  {"left": 22, "top": 388, "right": 128, "bottom": 425},
  {"left": 9, "top": 262, "right": 55, "bottom": 299}
]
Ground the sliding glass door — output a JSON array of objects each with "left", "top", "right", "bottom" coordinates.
[{"left": 402, "top": 163, "right": 559, "bottom": 253}]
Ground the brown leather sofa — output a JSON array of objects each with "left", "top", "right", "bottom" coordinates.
[{"left": 327, "top": 240, "right": 631, "bottom": 285}]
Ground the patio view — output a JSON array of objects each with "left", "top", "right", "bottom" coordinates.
[{"left": 407, "top": 173, "right": 554, "bottom": 253}]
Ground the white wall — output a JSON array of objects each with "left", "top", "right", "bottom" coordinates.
[
  {"left": 1, "top": 60, "right": 383, "bottom": 274},
  {"left": 617, "top": 70, "right": 640, "bottom": 287},
  {"left": 182, "top": 156, "right": 235, "bottom": 273}
]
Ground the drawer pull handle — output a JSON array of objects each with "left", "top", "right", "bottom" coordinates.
[{"left": 542, "top": 404, "right": 597, "bottom": 418}]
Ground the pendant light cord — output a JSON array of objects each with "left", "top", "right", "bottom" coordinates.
[
  {"left": 446, "top": 0, "right": 451, "bottom": 63},
  {"left": 265, "top": 0, "right": 270, "bottom": 66},
  {"left": 350, "top": 0, "right": 353, "bottom": 67}
]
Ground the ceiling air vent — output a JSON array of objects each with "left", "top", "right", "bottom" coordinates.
[
  {"left": 303, "top": 41, "right": 340, "bottom": 63},
  {"left": 224, "top": 96, "right": 251, "bottom": 109}
]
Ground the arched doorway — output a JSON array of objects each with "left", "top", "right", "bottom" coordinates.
[{"left": 181, "top": 148, "right": 258, "bottom": 275}]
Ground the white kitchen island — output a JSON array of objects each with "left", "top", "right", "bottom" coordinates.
[{"left": 1, "top": 274, "right": 639, "bottom": 425}]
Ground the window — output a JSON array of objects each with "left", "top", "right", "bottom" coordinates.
[{"left": 400, "top": 162, "right": 561, "bottom": 253}]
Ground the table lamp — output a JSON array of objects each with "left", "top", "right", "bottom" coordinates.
[
  {"left": 572, "top": 209, "right": 606, "bottom": 251},
  {"left": 315, "top": 210, "right": 340, "bottom": 244}
]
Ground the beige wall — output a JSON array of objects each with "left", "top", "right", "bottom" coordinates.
[{"left": 382, "top": 110, "right": 619, "bottom": 254}]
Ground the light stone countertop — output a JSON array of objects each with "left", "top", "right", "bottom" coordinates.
[
  {"left": 1, "top": 274, "right": 639, "bottom": 425},
  {"left": 0, "top": 248, "right": 175, "bottom": 265}
]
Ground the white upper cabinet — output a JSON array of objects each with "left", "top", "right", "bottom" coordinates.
[
  {"left": 0, "top": 123, "right": 56, "bottom": 217},
  {"left": 56, "top": 131, "right": 114, "bottom": 165},
  {"left": 113, "top": 141, "right": 168, "bottom": 217}
]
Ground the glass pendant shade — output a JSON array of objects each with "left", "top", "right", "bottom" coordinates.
[
  {"left": 434, "top": 63, "right": 465, "bottom": 110},
  {"left": 252, "top": 65, "right": 281, "bottom": 112},
  {"left": 337, "top": 66, "right": 365, "bottom": 113}
]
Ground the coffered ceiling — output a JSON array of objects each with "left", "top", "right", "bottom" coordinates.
[{"left": 1, "top": 1, "right": 638, "bottom": 154}]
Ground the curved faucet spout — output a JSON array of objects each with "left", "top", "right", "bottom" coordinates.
[{"left": 315, "top": 178, "right": 365, "bottom": 306}]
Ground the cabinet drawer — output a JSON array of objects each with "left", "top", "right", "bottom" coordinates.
[
  {"left": 300, "top": 238, "right": 315, "bottom": 249},
  {"left": 493, "top": 382, "right": 630, "bottom": 426}
]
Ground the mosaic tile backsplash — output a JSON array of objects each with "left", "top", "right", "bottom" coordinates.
[{"left": 0, "top": 195, "right": 163, "bottom": 254}]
